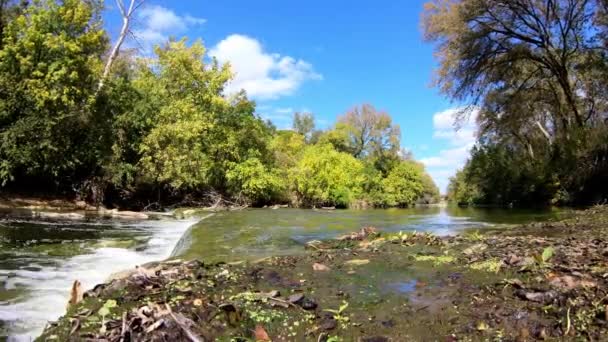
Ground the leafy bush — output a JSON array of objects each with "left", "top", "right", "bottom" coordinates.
[{"left": 290, "top": 144, "right": 365, "bottom": 207}]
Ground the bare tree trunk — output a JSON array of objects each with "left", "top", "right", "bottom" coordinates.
[
  {"left": 535, "top": 120, "right": 552, "bottom": 144},
  {"left": 96, "top": 0, "right": 144, "bottom": 95}
]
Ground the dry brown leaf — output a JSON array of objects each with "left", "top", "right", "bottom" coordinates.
[
  {"left": 67, "top": 280, "right": 83, "bottom": 308},
  {"left": 254, "top": 324, "right": 270, "bottom": 341}
]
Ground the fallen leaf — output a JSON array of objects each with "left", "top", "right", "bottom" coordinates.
[
  {"left": 254, "top": 325, "right": 270, "bottom": 341},
  {"left": 345, "top": 259, "right": 370, "bottom": 266},
  {"left": 476, "top": 321, "right": 488, "bottom": 331}
]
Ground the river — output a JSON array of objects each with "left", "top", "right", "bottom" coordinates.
[{"left": 0, "top": 206, "right": 563, "bottom": 340}]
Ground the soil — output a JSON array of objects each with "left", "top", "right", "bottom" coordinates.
[{"left": 38, "top": 206, "right": 608, "bottom": 341}]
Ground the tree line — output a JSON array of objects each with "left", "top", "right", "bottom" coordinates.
[
  {"left": 424, "top": 0, "right": 608, "bottom": 206},
  {"left": 0, "top": 0, "right": 439, "bottom": 209}
]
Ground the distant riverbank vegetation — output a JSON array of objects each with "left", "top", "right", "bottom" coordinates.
[
  {"left": 0, "top": 0, "right": 439, "bottom": 209},
  {"left": 424, "top": 0, "right": 608, "bottom": 207}
]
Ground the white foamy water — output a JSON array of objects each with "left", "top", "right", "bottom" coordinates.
[{"left": 0, "top": 216, "right": 202, "bottom": 341}]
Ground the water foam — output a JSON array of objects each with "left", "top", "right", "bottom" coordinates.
[{"left": 0, "top": 217, "right": 200, "bottom": 341}]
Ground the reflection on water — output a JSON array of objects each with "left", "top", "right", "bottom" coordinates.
[
  {"left": 0, "top": 216, "right": 199, "bottom": 341},
  {"left": 386, "top": 280, "right": 418, "bottom": 293},
  {"left": 173, "top": 206, "right": 563, "bottom": 263}
]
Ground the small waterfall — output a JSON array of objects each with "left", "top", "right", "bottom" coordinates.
[{"left": 0, "top": 216, "right": 201, "bottom": 341}]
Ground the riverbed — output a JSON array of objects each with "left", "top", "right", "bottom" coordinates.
[{"left": 0, "top": 207, "right": 562, "bottom": 340}]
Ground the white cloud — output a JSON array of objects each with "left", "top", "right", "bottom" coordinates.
[
  {"left": 209, "top": 34, "right": 322, "bottom": 100},
  {"left": 432, "top": 107, "right": 478, "bottom": 146},
  {"left": 275, "top": 107, "right": 293, "bottom": 114},
  {"left": 421, "top": 107, "right": 479, "bottom": 194},
  {"left": 420, "top": 144, "right": 473, "bottom": 168},
  {"left": 132, "top": 5, "right": 206, "bottom": 51}
]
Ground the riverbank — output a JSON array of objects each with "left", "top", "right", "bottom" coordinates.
[
  {"left": 0, "top": 196, "right": 154, "bottom": 220},
  {"left": 38, "top": 206, "right": 608, "bottom": 341}
]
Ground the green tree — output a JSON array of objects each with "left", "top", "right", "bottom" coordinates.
[
  {"left": 135, "top": 39, "right": 232, "bottom": 190},
  {"left": 0, "top": 0, "right": 27, "bottom": 47},
  {"left": 226, "top": 157, "right": 286, "bottom": 205},
  {"left": 290, "top": 144, "right": 365, "bottom": 207},
  {"left": 424, "top": 0, "right": 608, "bottom": 205},
  {"left": 0, "top": 0, "right": 107, "bottom": 186},
  {"left": 447, "top": 168, "right": 480, "bottom": 206},
  {"left": 270, "top": 130, "right": 307, "bottom": 170},
  {"left": 378, "top": 161, "right": 425, "bottom": 207}
]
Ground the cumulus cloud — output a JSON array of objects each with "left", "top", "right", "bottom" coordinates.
[
  {"left": 209, "top": 34, "right": 322, "bottom": 100},
  {"left": 132, "top": 5, "right": 206, "bottom": 51},
  {"left": 420, "top": 107, "right": 479, "bottom": 193}
]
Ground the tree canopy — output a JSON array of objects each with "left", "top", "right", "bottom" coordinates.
[
  {"left": 424, "top": 0, "right": 608, "bottom": 206},
  {"left": 0, "top": 0, "right": 440, "bottom": 209}
]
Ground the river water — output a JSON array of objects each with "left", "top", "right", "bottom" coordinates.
[{"left": 0, "top": 207, "right": 563, "bottom": 340}]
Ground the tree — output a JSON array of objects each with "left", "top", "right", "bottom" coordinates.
[
  {"left": 423, "top": 0, "right": 604, "bottom": 131},
  {"left": 424, "top": 0, "right": 608, "bottom": 205},
  {"left": 0, "top": 0, "right": 27, "bottom": 48},
  {"left": 447, "top": 168, "right": 481, "bottom": 206},
  {"left": 293, "top": 112, "right": 315, "bottom": 139},
  {"left": 226, "top": 157, "right": 286, "bottom": 205},
  {"left": 0, "top": 0, "right": 107, "bottom": 186},
  {"left": 136, "top": 39, "right": 232, "bottom": 190},
  {"left": 97, "top": 0, "right": 145, "bottom": 94},
  {"left": 289, "top": 144, "right": 365, "bottom": 207},
  {"left": 378, "top": 161, "right": 425, "bottom": 207},
  {"left": 336, "top": 104, "right": 401, "bottom": 159}
]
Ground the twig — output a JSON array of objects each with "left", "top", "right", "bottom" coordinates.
[
  {"left": 165, "top": 304, "right": 205, "bottom": 342},
  {"left": 120, "top": 311, "right": 127, "bottom": 342},
  {"left": 565, "top": 307, "right": 571, "bottom": 336}
]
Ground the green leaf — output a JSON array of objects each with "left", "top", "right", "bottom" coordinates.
[
  {"left": 97, "top": 306, "right": 110, "bottom": 317},
  {"left": 98, "top": 299, "right": 117, "bottom": 317},
  {"left": 541, "top": 247, "right": 554, "bottom": 263}
]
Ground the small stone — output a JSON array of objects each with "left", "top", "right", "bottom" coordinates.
[
  {"left": 300, "top": 297, "right": 318, "bottom": 310},
  {"left": 319, "top": 317, "right": 337, "bottom": 331},
  {"left": 515, "top": 290, "right": 557, "bottom": 304},
  {"left": 313, "top": 263, "right": 331, "bottom": 272},
  {"left": 288, "top": 293, "right": 305, "bottom": 304},
  {"left": 380, "top": 319, "right": 395, "bottom": 328},
  {"left": 267, "top": 290, "right": 280, "bottom": 298}
]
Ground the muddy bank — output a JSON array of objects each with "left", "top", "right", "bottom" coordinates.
[{"left": 38, "top": 207, "right": 608, "bottom": 341}]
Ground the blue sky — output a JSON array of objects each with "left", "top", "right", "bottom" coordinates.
[{"left": 103, "top": 0, "right": 477, "bottom": 193}]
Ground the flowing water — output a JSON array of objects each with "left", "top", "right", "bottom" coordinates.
[
  {"left": 173, "top": 207, "right": 564, "bottom": 262},
  {"left": 0, "top": 211, "right": 199, "bottom": 341},
  {"left": 0, "top": 206, "right": 564, "bottom": 340}
]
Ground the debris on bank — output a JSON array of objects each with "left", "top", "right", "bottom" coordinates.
[{"left": 39, "top": 206, "right": 608, "bottom": 341}]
